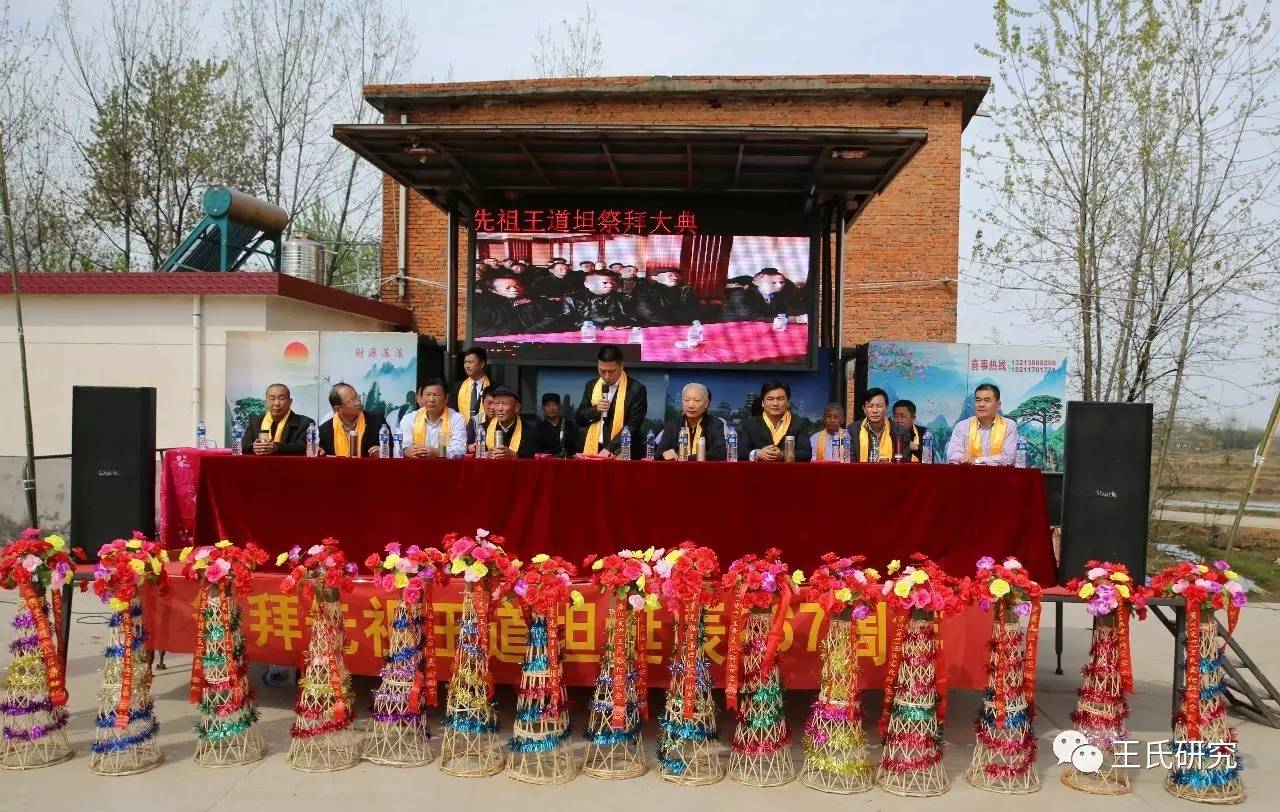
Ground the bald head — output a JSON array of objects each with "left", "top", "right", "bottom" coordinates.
[{"left": 266, "top": 383, "right": 292, "bottom": 419}]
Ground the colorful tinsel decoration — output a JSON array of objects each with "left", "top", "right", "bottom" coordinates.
[{"left": 88, "top": 600, "right": 163, "bottom": 775}]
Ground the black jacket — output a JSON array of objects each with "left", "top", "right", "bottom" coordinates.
[
  {"left": 736, "top": 414, "right": 813, "bottom": 462},
  {"left": 241, "top": 411, "right": 314, "bottom": 456},
  {"left": 722, "top": 285, "right": 804, "bottom": 322},
  {"left": 318, "top": 411, "right": 387, "bottom": 457},
  {"left": 560, "top": 292, "right": 634, "bottom": 329},
  {"left": 535, "top": 417, "right": 579, "bottom": 457},
  {"left": 531, "top": 272, "right": 584, "bottom": 299},
  {"left": 656, "top": 414, "right": 728, "bottom": 461},
  {"left": 485, "top": 418, "right": 538, "bottom": 459},
  {"left": 473, "top": 292, "right": 557, "bottom": 336},
  {"left": 575, "top": 376, "right": 648, "bottom": 459},
  {"left": 635, "top": 283, "right": 700, "bottom": 326}
]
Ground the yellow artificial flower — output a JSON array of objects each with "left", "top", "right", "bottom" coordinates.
[
  {"left": 1197, "top": 564, "right": 1210, "bottom": 573},
  {"left": 1078, "top": 583, "right": 1095, "bottom": 599},
  {"left": 467, "top": 561, "right": 488, "bottom": 578},
  {"left": 636, "top": 575, "right": 646, "bottom": 591},
  {"left": 644, "top": 593, "right": 660, "bottom": 611},
  {"left": 592, "top": 559, "right": 604, "bottom": 570},
  {"left": 791, "top": 569, "right": 806, "bottom": 585},
  {"left": 834, "top": 587, "right": 853, "bottom": 602},
  {"left": 911, "top": 569, "right": 929, "bottom": 584},
  {"left": 643, "top": 547, "right": 656, "bottom": 561},
  {"left": 1225, "top": 570, "right": 1239, "bottom": 581},
  {"left": 126, "top": 539, "right": 142, "bottom": 550},
  {"left": 989, "top": 578, "right": 1010, "bottom": 598},
  {"left": 511, "top": 560, "right": 522, "bottom": 570},
  {"left": 864, "top": 567, "right": 879, "bottom": 580},
  {"left": 46, "top": 535, "right": 66, "bottom": 551},
  {"left": 393, "top": 572, "right": 409, "bottom": 589},
  {"left": 159, "top": 550, "right": 169, "bottom": 563},
  {"left": 1110, "top": 571, "right": 1130, "bottom": 582},
  {"left": 665, "top": 550, "right": 683, "bottom": 563},
  {"left": 887, "top": 559, "right": 901, "bottom": 574},
  {"left": 150, "top": 558, "right": 162, "bottom": 575},
  {"left": 570, "top": 590, "right": 585, "bottom": 607},
  {"left": 193, "top": 559, "right": 208, "bottom": 570},
  {"left": 893, "top": 579, "right": 912, "bottom": 598},
  {"left": 179, "top": 547, "right": 193, "bottom": 562},
  {"left": 108, "top": 597, "right": 128, "bottom": 613},
  {"left": 275, "top": 552, "right": 289, "bottom": 567},
  {"left": 215, "top": 540, "right": 232, "bottom": 548},
  {"left": 1116, "top": 584, "right": 1130, "bottom": 599},
  {"left": 450, "top": 558, "right": 468, "bottom": 575},
  {"left": 129, "top": 559, "right": 146, "bottom": 574},
  {"left": 532, "top": 553, "right": 550, "bottom": 564},
  {"left": 382, "top": 553, "right": 400, "bottom": 570}
]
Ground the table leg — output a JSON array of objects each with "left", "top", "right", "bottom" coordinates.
[
  {"left": 1055, "top": 601, "right": 1064, "bottom": 675},
  {"left": 59, "top": 581, "right": 74, "bottom": 671},
  {"left": 1173, "top": 603, "right": 1187, "bottom": 720}
]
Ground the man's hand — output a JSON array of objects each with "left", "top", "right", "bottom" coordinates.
[
  {"left": 252, "top": 438, "right": 275, "bottom": 456},
  {"left": 661, "top": 449, "right": 678, "bottom": 461},
  {"left": 596, "top": 448, "right": 615, "bottom": 459},
  {"left": 367, "top": 446, "right": 382, "bottom": 458},
  {"left": 595, "top": 398, "right": 611, "bottom": 416},
  {"left": 403, "top": 445, "right": 427, "bottom": 459},
  {"left": 466, "top": 442, "right": 477, "bottom": 455},
  {"left": 487, "top": 446, "right": 514, "bottom": 459},
  {"left": 909, "top": 440, "right": 920, "bottom": 452},
  {"left": 758, "top": 445, "right": 783, "bottom": 462}
]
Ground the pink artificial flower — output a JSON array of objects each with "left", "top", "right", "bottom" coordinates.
[
  {"left": 307, "top": 544, "right": 324, "bottom": 555},
  {"left": 386, "top": 542, "right": 402, "bottom": 555},
  {"left": 471, "top": 545, "right": 493, "bottom": 562},
  {"left": 852, "top": 604, "right": 871, "bottom": 620},
  {"left": 450, "top": 538, "right": 473, "bottom": 557},
  {"left": 1003, "top": 558, "right": 1022, "bottom": 570},
  {"left": 206, "top": 558, "right": 231, "bottom": 582},
  {"left": 976, "top": 556, "right": 995, "bottom": 570},
  {"left": 1013, "top": 601, "right": 1032, "bottom": 617},
  {"left": 21, "top": 554, "right": 40, "bottom": 572},
  {"left": 1087, "top": 566, "right": 1108, "bottom": 580},
  {"left": 281, "top": 575, "right": 296, "bottom": 592},
  {"left": 628, "top": 593, "right": 646, "bottom": 611},
  {"left": 910, "top": 588, "right": 931, "bottom": 609},
  {"left": 475, "top": 528, "right": 490, "bottom": 539}
]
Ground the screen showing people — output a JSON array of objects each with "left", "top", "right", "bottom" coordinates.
[{"left": 470, "top": 232, "right": 812, "bottom": 366}]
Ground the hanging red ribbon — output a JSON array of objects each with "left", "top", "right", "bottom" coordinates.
[
  {"left": 189, "top": 580, "right": 209, "bottom": 703},
  {"left": 408, "top": 599, "right": 424, "bottom": 714},
  {"left": 20, "top": 583, "right": 66, "bottom": 708},
  {"left": 474, "top": 581, "right": 494, "bottom": 699},
  {"left": 610, "top": 596, "right": 628, "bottom": 730},
  {"left": 993, "top": 602, "right": 1007, "bottom": 725},
  {"left": 50, "top": 589, "right": 63, "bottom": 663},
  {"left": 879, "top": 611, "right": 908, "bottom": 737},
  {"left": 723, "top": 589, "right": 745, "bottom": 710},
  {"left": 635, "top": 608, "right": 649, "bottom": 721},
  {"left": 1117, "top": 602, "right": 1134, "bottom": 694},
  {"left": 423, "top": 589, "right": 438, "bottom": 708},
  {"left": 1023, "top": 593, "right": 1042, "bottom": 723},
  {"left": 934, "top": 615, "right": 948, "bottom": 725},
  {"left": 758, "top": 580, "right": 793, "bottom": 678},
  {"left": 847, "top": 611, "right": 861, "bottom": 706},
  {"left": 546, "top": 610, "right": 562, "bottom": 716},
  {"left": 1227, "top": 601, "right": 1239, "bottom": 639},
  {"left": 680, "top": 598, "right": 701, "bottom": 721},
  {"left": 1183, "top": 598, "right": 1203, "bottom": 741},
  {"left": 222, "top": 590, "right": 243, "bottom": 711},
  {"left": 115, "top": 602, "right": 135, "bottom": 728},
  {"left": 319, "top": 594, "right": 347, "bottom": 726}
]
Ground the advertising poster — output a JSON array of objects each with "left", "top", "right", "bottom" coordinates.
[
  {"left": 316, "top": 332, "right": 419, "bottom": 427},
  {"left": 224, "top": 331, "right": 320, "bottom": 446}
]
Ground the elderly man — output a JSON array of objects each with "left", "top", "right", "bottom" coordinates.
[
  {"left": 398, "top": 378, "right": 466, "bottom": 458},
  {"left": 946, "top": 383, "right": 1019, "bottom": 466},
  {"left": 657, "top": 382, "right": 726, "bottom": 460},
  {"left": 240, "top": 383, "right": 314, "bottom": 456},
  {"left": 893, "top": 399, "right": 926, "bottom": 463},
  {"left": 473, "top": 272, "right": 555, "bottom": 336},
  {"left": 575, "top": 344, "right": 648, "bottom": 458},
  {"left": 849, "top": 387, "right": 893, "bottom": 462},
  {"left": 483, "top": 385, "right": 536, "bottom": 459},
  {"left": 560, "top": 270, "right": 634, "bottom": 329},
  {"left": 809, "top": 403, "right": 851, "bottom": 462},
  {"left": 318, "top": 383, "right": 387, "bottom": 457},
  {"left": 635, "top": 267, "right": 699, "bottom": 326},
  {"left": 737, "top": 380, "right": 812, "bottom": 462}
]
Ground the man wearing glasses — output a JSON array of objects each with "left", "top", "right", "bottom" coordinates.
[{"left": 317, "top": 382, "right": 388, "bottom": 457}]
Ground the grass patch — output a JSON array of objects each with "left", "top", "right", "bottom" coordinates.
[{"left": 1149, "top": 520, "right": 1280, "bottom": 596}]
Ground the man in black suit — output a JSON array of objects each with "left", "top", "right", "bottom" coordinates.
[
  {"left": 560, "top": 270, "right": 634, "bottom": 330},
  {"left": 318, "top": 382, "right": 387, "bottom": 457},
  {"left": 737, "top": 379, "right": 812, "bottom": 462},
  {"left": 723, "top": 267, "right": 803, "bottom": 322},
  {"left": 657, "top": 382, "right": 727, "bottom": 460},
  {"left": 481, "top": 385, "right": 536, "bottom": 459},
  {"left": 535, "top": 392, "right": 578, "bottom": 457},
  {"left": 635, "top": 267, "right": 700, "bottom": 326},
  {"left": 575, "top": 344, "right": 648, "bottom": 459},
  {"left": 242, "top": 383, "right": 314, "bottom": 455}
]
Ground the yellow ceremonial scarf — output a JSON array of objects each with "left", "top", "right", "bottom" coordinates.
[
  {"left": 584, "top": 373, "right": 629, "bottom": 455},
  {"left": 967, "top": 417, "right": 1007, "bottom": 460},
  {"left": 815, "top": 429, "right": 847, "bottom": 461},
  {"left": 457, "top": 376, "right": 490, "bottom": 418},
  {"left": 909, "top": 426, "right": 922, "bottom": 463},
  {"left": 858, "top": 421, "right": 893, "bottom": 462},
  {"left": 682, "top": 418, "right": 704, "bottom": 458},
  {"left": 764, "top": 411, "right": 792, "bottom": 446},
  {"left": 485, "top": 419, "right": 523, "bottom": 453},
  {"left": 332, "top": 412, "right": 367, "bottom": 457},
  {"left": 413, "top": 408, "right": 451, "bottom": 449},
  {"left": 260, "top": 411, "right": 291, "bottom": 444}
]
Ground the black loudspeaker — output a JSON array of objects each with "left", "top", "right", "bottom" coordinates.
[
  {"left": 1058, "top": 401, "right": 1153, "bottom": 584},
  {"left": 71, "top": 386, "right": 157, "bottom": 560}
]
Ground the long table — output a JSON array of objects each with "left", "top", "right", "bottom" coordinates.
[{"left": 172, "top": 450, "right": 1056, "bottom": 582}]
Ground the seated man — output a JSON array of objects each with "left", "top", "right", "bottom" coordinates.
[
  {"left": 737, "top": 380, "right": 812, "bottom": 461},
  {"left": 535, "top": 392, "right": 578, "bottom": 457},
  {"left": 531, "top": 260, "right": 582, "bottom": 299},
  {"left": 318, "top": 383, "right": 386, "bottom": 457},
  {"left": 473, "top": 272, "right": 556, "bottom": 336},
  {"left": 398, "top": 378, "right": 466, "bottom": 458},
  {"left": 657, "top": 382, "right": 727, "bottom": 460},
  {"left": 849, "top": 387, "right": 893, "bottom": 462},
  {"left": 722, "top": 267, "right": 803, "bottom": 322},
  {"left": 809, "top": 402, "right": 850, "bottom": 462},
  {"left": 575, "top": 344, "right": 648, "bottom": 458},
  {"left": 635, "top": 267, "right": 700, "bottom": 326},
  {"left": 465, "top": 386, "right": 497, "bottom": 455},
  {"left": 617, "top": 264, "right": 648, "bottom": 296},
  {"left": 947, "top": 383, "right": 1019, "bottom": 466},
  {"left": 483, "top": 385, "right": 536, "bottom": 459},
  {"left": 242, "top": 382, "right": 314, "bottom": 455},
  {"left": 893, "top": 398, "right": 925, "bottom": 462},
  {"left": 560, "top": 270, "right": 634, "bottom": 329}
]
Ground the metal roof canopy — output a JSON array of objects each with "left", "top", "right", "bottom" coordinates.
[{"left": 332, "top": 123, "right": 928, "bottom": 228}]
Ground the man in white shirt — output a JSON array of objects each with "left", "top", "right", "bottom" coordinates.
[
  {"left": 946, "top": 383, "right": 1019, "bottom": 466},
  {"left": 398, "top": 378, "right": 466, "bottom": 458}
]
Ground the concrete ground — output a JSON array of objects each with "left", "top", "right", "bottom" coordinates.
[{"left": 4, "top": 597, "right": 1279, "bottom": 811}]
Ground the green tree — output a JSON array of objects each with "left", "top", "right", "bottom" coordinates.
[
  {"left": 290, "top": 200, "right": 380, "bottom": 290},
  {"left": 362, "top": 380, "right": 388, "bottom": 418},
  {"left": 233, "top": 396, "right": 265, "bottom": 427},
  {"left": 1008, "top": 395, "right": 1064, "bottom": 469}
]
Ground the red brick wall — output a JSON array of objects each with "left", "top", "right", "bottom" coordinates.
[{"left": 379, "top": 93, "right": 963, "bottom": 352}]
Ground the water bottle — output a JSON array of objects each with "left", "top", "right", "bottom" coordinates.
[
  {"left": 645, "top": 430, "right": 656, "bottom": 460},
  {"left": 922, "top": 429, "right": 933, "bottom": 464},
  {"left": 620, "top": 426, "right": 632, "bottom": 460},
  {"left": 580, "top": 320, "right": 598, "bottom": 342},
  {"left": 628, "top": 326, "right": 643, "bottom": 344},
  {"left": 687, "top": 320, "right": 704, "bottom": 345},
  {"left": 868, "top": 431, "right": 880, "bottom": 463},
  {"left": 392, "top": 431, "right": 404, "bottom": 459},
  {"left": 378, "top": 424, "right": 391, "bottom": 458},
  {"left": 474, "top": 415, "right": 487, "bottom": 458},
  {"left": 726, "top": 427, "right": 738, "bottom": 462},
  {"left": 231, "top": 418, "right": 244, "bottom": 455},
  {"left": 771, "top": 314, "right": 788, "bottom": 333},
  {"left": 677, "top": 426, "right": 690, "bottom": 461},
  {"left": 1015, "top": 437, "right": 1028, "bottom": 468},
  {"left": 838, "top": 434, "right": 850, "bottom": 463},
  {"left": 196, "top": 420, "right": 207, "bottom": 449},
  {"left": 305, "top": 423, "right": 319, "bottom": 457}
]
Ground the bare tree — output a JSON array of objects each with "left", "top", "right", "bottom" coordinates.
[{"left": 532, "top": 2, "right": 604, "bottom": 79}]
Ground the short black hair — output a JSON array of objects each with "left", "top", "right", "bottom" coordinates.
[
  {"left": 975, "top": 383, "right": 1001, "bottom": 400},
  {"left": 892, "top": 399, "right": 917, "bottom": 417},
  {"left": 597, "top": 345, "right": 625, "bottom": 364},
  {"left": 652, "top": 266, "right": 680, "bottom": 276},
  {"left": 755, "top": 267, "right": 785, "bottom": 278},
  {"left": 863, "top": 387, "right": 889, "bottom": 406},
  {"left": 481, "top": 384, "right": 497, "bottom": 399},
  {"left": 418, "top": 377, "right": 447, "bottom": 395},
  {"left": 579, "top": 260, "right": 595, "bottom": 266},
  {"left": 759, "top": 379, "right": 790, "bottom": 400},
  {"left": 483, "top": 272, "right": 520, "bottom": 290},
  {"left": 585, "top": 269, "right": 620, "bottom": 281},
  {"left": 608, "top": 262, "right": 624, "bottom": 269},
  {"left": 541, "top": 392, "right": 561, "bottom": 406},
  {"left": 823, "top": 402, "right": 844, "bottom": 416},
  {"left": 328, "top": 382, "right": 354, "bottom": 409},
  {"left": 463, "top": 346, "right": 487, "bottom": 364}
]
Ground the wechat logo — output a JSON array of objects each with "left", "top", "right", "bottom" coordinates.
[{"left": 1053, "top": 729, "right": 1104, "bottom": 774}]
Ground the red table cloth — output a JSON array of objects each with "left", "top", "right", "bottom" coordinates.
[
  {"left": 187, "top": 454, "right": 1057, "bottom": 583},
  {"left": 484, "top": 320, "right": 809, "bottom": 364}
]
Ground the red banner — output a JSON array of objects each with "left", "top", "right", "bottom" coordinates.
[{"left": 147, "top": 572, "right": 994, "bottom": 689}]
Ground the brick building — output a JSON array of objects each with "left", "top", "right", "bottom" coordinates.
[{"left": 336, "top": 74, "right": 988, "bottom": 398}]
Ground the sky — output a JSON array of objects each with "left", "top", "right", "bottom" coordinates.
[{"left": 10, "top": 0, "right": 1276, "bottom": 426}]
